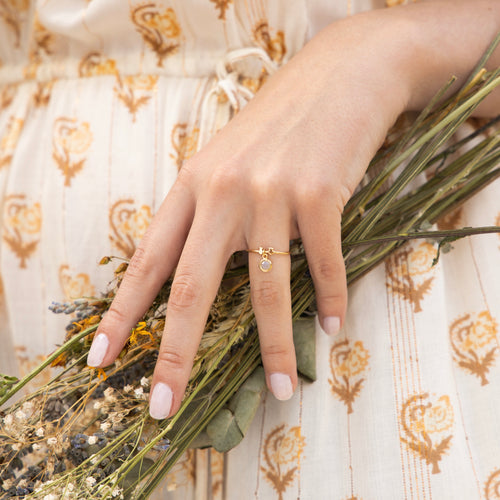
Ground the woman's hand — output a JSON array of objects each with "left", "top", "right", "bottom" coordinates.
[{"left": 87, "top": 1, "right": 500, "bottom": 419}]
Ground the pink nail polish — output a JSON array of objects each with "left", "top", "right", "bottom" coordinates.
[
  {"left": 150, "top": 382, "right": 173, "bottom": 420},
  {"left": 270, "top": 373, "right": 293, "bottom": 401},
  {"left": 322, "top": 316, "right": 341, "bottom": 336},
  {"left": 87, "top": 334, "right": 109, "bottom": 367}
]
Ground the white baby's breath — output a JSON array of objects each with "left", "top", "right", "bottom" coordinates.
[
  {"left": 85, "top": 476, "right": 96, "bottom": 487},
  {"left": 100, "top": 422, "right": 111, "bottom": 432},
  {"left": 15, "top": 410, "right": 26, "bottom": 421},
  {"left": 47, "top": 437, "right": 58, "bottom": 447},
  {"left": 112, "top": 487, "right": 123, "bottom": 498}
]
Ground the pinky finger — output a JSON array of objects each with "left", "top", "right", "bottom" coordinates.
[{"left": 298, "top": 208, "right": 347, "bottom": 336}]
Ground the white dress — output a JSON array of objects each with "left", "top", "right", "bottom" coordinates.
[{"left": 1, "top": 1, "right": 499, "bottom": 499}]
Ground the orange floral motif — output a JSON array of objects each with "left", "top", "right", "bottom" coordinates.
[
  {"left": 400, "top": 393, "right": 454, "bottom": 474},
  {"left": 261, "top": 424, "right": 305, "bottom": 500},
  {"left": 3, "top": 194, "right": 41, "bottom": 268},
  {"left": 485, "top": 468, "right": 500, "bottom": 499},
  {"left": 385, "top": 241, "right": 436, "bottom": 313},
  {"left": 450, "top": 311, "right": 498, "bottom": 385},
  {"left": 0, "top": 0, "right": 29, "bottom": 47},
  {"left": 209, "top": 0, "right": 233, "bottom": 20},
  {"left": 23, "top": 14, "right": 55, "bottom": 80},
  {"left": 59, "top": 264, "right": 96, "bottom": 300},
  {"left": 115, "top": 74, "right": 158, "bottom": 121},
  {"left": 78, "top": 52, "right": 118, "bottom": 77},
  {"left": 109, "top": 199, "right": 152, "bottom": 258},
  {"left": 0, "top": 83, "right": 16, "bottom": 111},
  {"left": 329, "top": 339, "right": 369, "bottom": 413},
  {"left": 170, "top": 123, "right": 200, "bottom": 170},
  {"left": 31, "top": 14, "right": 54, "bottom": 59},
  {"left": 239, "top": 74, "right": 268, "bottom": 95},
  {"left": 253, "top": 21, "right": 286, "bottom": 64},
  {"left": 0, "top": 115, "right": 23, "bottom": 169},
  {"left": 130, "top": 3, "right": 182, "bottom": 67},
  {"left": 32, "top": 81, "right": 54, "bottom": 107},
  {"left": 52, "top": 117, "right": 93, "bottom": 187}
]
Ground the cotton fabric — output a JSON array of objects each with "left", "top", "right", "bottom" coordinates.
[{"left": 1, "top": 1, "right": 499, "bottom": 499}]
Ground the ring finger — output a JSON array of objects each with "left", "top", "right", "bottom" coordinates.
[{"left": 248, "top": 212, "right": 297, "bottom": 401}]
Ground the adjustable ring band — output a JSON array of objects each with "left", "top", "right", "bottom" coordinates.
[{"left": 247, "top": 247, "right": 290, "bottom": 272}]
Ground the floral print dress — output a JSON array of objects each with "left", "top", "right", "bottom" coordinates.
[{"left": 1, "top": 1, "right": 500, "bottom": 499}]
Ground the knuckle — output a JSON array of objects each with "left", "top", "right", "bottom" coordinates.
[
  {"left": 295, "top": 176, "right": 331, "bottom": 207},
  {"left": 249, "top": 172, "right": 281, "bottom": 203},
  {"left": 262, "top": 342, "right": 294, "bottom": 360},
  {"left": 311, "top": 259, "right": 344, "bottom": 282},
  {"left": 157, "top": 348, "right": 187, "bottom": 371},
  {"left": 251, "top": 280, "right": 283, "bottom": 309},
  {"left": 318, "top": 291, "right": 347, "bottom": 307},
  {"left": 176, "top": 160, "right": 195, "bottom": 185},
  {"left": 207, "top": 165, "right": 241, "bottom": 198},
  {"left": 169, "top": 275, "right": 199, "bottom": 311},
  {"left": 103, "top": 304, "right": 128, "bottom": 326},
  {"left": 126, "top": 245, "right": 152, "bottom": 280}
]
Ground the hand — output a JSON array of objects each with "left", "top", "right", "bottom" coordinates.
[{"left": 87, "top": 1, "right": 500, "bottom": 419}]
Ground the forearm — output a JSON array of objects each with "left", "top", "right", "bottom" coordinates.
[
  {"left": 399, "top": 0, "right": 500, "bottom": 114},
  {"left": 311, "top": 0, "right": 500, "bottom": 117}
]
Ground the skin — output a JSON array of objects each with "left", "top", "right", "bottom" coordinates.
[{"left": 88, "top": 0, "right": 500, "bottom": 418}]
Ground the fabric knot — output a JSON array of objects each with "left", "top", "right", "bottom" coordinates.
[{"left": 198, "top": 47, "right": 278, "bottom": 148}]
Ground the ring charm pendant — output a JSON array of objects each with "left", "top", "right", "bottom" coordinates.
[
  {"left": 259, "top": 250, "right": 272, "bottom": 272},
  {"left": 247, "top": 247, "right": 290, "bottom": 273}
]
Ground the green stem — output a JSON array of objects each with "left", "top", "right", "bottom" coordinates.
[
  {"left": 343, "top": 226, "right": 500, "bottom": 248},
  {"left": 0, "top": 325, "right": 98, "bottom": 407}
]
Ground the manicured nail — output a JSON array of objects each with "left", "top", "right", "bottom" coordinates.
[
  {"left": 149, "top": 382, "right": 173, "bottom": 420},
  {"left": 87, "top": 334, "right": 109, "bottom": 367},
  {"left": 270, "top": 373, "right": 293, "bottom": 401},
  {"left": 322, "top": 316, "right": 341, "bottom": 336}
]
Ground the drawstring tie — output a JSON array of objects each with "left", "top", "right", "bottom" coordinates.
[{"left": 198, "top": 47, "right": 278, "bottom": 148}]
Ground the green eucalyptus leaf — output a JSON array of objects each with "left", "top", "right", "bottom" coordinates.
[
  {"left": 228, "top": 367, "right": 266, "bottom": 435},
  {"left": 195, "top": 367, "right": 267, "bottom": 453},
  {"left": 206, "top": 408, "right": 243, "bottom": 453},
  {"left": 293, "top": 317, "right": 316, "bottom": 381}
]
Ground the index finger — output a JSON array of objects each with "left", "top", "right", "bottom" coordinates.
[{"left": 86, "top": 185, "right": 194, "bottom": 368}]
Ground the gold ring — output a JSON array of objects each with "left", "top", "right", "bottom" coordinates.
[{"left": 247, "top": 247, "right": 290, "bottom": 272}]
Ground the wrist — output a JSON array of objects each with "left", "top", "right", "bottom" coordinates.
[{"left": 385, "top": 1, "right": 500, "bottom": 111}]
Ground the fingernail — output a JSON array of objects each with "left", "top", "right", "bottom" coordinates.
[
  {"left": 87, "top": 334, "right": 109, "bottom": 367},
  {"left": 150, "top": 382, "right": 173, "bottom": 420},
  {"left": 270, "top": 373, "right": 293, "bottom": 401},
  {"left": 322, "top": 316, "right": 341, "bottom": 336}
]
